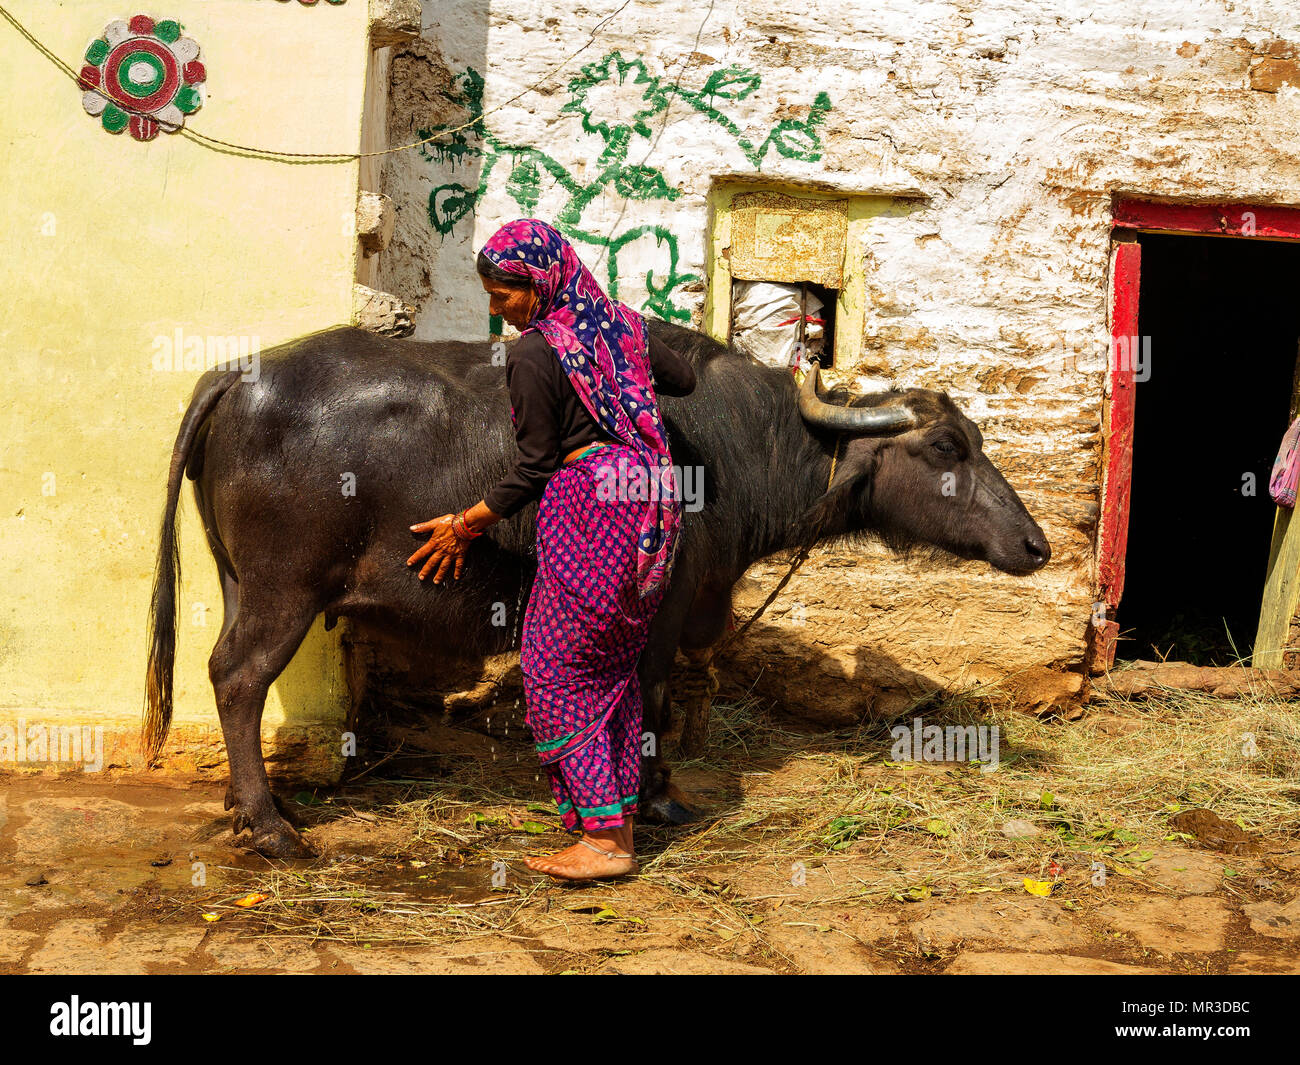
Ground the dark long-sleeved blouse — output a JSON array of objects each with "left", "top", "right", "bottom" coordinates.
[{"left": 483, "top": 331, "right": 697, "bottom": 519}]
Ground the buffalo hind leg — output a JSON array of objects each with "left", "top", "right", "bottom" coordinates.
[{"left": 209, "top": 590, "right": 320, "bottom": 859}]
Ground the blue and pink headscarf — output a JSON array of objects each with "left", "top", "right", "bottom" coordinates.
[{"left": 479, "top": 218, "right": 681, "bottom": 597}]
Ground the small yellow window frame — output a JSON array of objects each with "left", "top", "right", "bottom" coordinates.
[{"left": 702, "top": 181, "right": 911, "bottom": 368}]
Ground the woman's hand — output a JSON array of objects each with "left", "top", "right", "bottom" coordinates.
[
  {"left": 408, "top": 501, "right": 502, "bottom": 584},
  {"left": 407, "top": 514, "right": 470, "bottom": 583}
]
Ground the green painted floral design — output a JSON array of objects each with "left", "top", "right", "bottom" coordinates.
[
  {"left": 418, "top": 52, "right": 834, "bottom": 322},
  {"left": 561, "top": 53, "right": 666, "bottom": 139}
]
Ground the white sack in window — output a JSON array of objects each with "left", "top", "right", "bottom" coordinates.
[{"left": 730, "top": 280, "right": 825, "bottom": 369}]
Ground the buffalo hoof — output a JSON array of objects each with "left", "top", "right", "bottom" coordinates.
[
  {"left": 641, "top": 786, "right": 700, "bottom": 826},
  {"left": 250, "top": 824, "right": 317, "bottom": 860},
  {"left": 231, "top": 805, "right": 316, "bottom": 859}
]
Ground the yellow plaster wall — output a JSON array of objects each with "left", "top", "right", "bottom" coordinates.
[{"left": 0, "top": 1, "right": 370, "bottom": 774}]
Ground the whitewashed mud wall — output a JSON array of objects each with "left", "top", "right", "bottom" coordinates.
[{"left": 375, "top": 0, "right": 1300, "bottom": 720}]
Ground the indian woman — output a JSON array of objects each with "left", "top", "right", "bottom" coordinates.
[{"left": 405, "top": 218, "right": 697, "bottom": 881}]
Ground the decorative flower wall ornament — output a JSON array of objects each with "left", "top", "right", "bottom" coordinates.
[{"left": 79, "top": 15, "right": 205, "bottom": 141}]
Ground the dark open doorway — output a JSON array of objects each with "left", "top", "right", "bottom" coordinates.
[{"left": 1117, "top": 232, "right": 1300, "bottom": 664}]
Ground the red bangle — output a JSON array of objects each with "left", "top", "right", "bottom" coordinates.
[{"left": 451, "top": 512, "right": 481, "bottom": 541}]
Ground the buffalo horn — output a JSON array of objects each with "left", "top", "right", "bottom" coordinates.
[{"left": 797, "top": 360, "right": 915, "bottom": 433}]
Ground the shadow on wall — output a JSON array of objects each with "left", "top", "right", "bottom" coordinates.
[
  {"left": 378, "top": 0, "right": 492, "bottom": 339},
  {"left": 265, "top": 616, "right": 350, "bottom": 785}
]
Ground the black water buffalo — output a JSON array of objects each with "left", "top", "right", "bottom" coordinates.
[{"left": 144, "top": 321, "right": 1049, "bottom": 857}]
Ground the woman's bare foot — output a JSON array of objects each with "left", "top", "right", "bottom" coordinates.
[{"left": 526, "top": 823, "right": 636, "bottom": 881}]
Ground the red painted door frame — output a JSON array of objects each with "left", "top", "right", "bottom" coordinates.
[{"left": 1095, "top": 198, "right": 1300, "bottom": 667}]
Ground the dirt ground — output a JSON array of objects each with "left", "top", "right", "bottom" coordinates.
[{"left": 2, "top": 689, "right": 1299, "bottom": 975}]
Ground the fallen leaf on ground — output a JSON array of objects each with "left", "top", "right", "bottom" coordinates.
[{"left": 234, "top": 892, "right": 269, "bottom": 908}]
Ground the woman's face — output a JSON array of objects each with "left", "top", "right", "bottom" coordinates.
[{"left": 480, "top": 273, "right": 538, "bottom": 329}]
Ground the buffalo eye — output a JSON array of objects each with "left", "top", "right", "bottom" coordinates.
[{"left": 932, "top": 438, "right": 959, "bottom": 457}]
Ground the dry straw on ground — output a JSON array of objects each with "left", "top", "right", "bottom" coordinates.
[{"left": 172, "top": 684, "right": 1300, "bottom": 969}]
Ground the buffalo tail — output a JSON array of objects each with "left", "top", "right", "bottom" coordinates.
[{"left": 143, "top": 370, "right": 241, "bottom": 764}]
